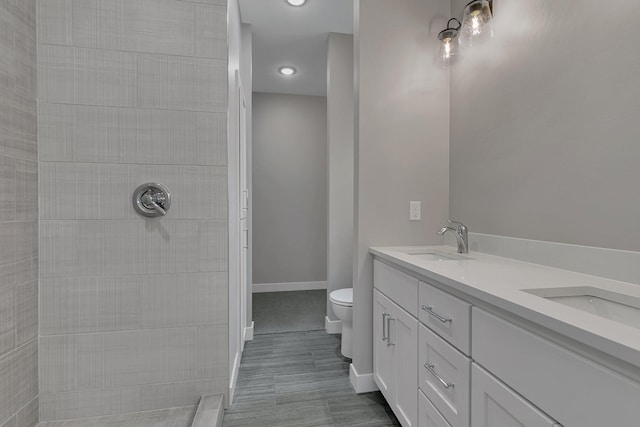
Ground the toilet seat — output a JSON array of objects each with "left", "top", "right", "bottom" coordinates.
[{"left": 329, "top": 288, "right": 353, "bottom": 307}]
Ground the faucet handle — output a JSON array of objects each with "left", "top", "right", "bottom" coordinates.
[{"left": 447, "top": 220, "right": 467, "bottom": 233}]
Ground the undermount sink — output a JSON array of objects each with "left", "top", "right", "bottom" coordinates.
[
  {"left": 402, "top": 249, "right": 471, "bottom": 261},
  {"left": 523, "top": 286, "right": 640, "bottom": 330}
]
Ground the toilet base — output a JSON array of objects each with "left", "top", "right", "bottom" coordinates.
[{"left": 341, "top": 324, "right": 352, "bottom": 359}]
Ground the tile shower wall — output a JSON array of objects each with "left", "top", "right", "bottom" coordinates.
[
  {"left": 0, "top": 0, "right": 39, "bottom": 427},
  {"left": 36, "top": 0, "right": 229, "bottom": 421}
]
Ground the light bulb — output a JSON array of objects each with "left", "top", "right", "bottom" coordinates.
[
  {"left": 472, "top": 16, "right": 480, "bottom": 35},
  {"left": 443, "top": 39, "right": 452, "bottom": 58}
]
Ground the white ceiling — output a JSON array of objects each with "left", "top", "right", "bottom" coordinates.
[{"left": 239, "top": 0, "right": 353, "bottom": 97}]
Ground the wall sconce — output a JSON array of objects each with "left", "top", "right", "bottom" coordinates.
[
  {"left": 437, "top": 18, "right": 462, "bottom": 68},
  {"left": 459, "top": 0, "right": 494, "bottom": 47},
  {"left": 436, "top": 0, "right": 494, "bottom": 67}
]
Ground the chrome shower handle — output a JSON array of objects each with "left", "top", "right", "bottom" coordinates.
[
  {"left": 141, "top": 192, "right": 166, "bottom": 216},
  {"left": 133, "top": 183, "right": 171, "bottom": 218}
]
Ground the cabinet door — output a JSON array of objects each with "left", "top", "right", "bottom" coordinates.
[
  {"left": 373, "top": 289, "right": 395, "bottom": 403},
  {"left": 391, "top": 300, "right": 419, "bottom": 427},
  {"left": 471, "top": 364, "right": 557, "bottom": 427}
]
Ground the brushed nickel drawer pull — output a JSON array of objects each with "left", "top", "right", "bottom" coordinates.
[
  {"left": 386, "top": 316, "right": 395, "bottom": 347},
  {"left": 382, "top": 313, "right": 389, "bottom": 342},
  {"left": 421, "top": 305, "right": 452, "bottom": 323},
  {"left": 424, "top": 363, "right": 455, "bottom": 389}
]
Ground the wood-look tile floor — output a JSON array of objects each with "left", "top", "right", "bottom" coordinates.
[
  {"left": 224, "top": 330, "right": 401, "bottom": 427},
  {"left": 38, "top": 406, "right": 197, "bottom": 427}
]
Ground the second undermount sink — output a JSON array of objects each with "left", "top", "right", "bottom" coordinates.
[
  {"left": 523, "top": 286, "right": 640, "bottom": 330},
  {"left": 402, "top": 249, "right": 472, "bottom": 261}
]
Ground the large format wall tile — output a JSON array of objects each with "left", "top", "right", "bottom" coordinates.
[
  {"left": 12, "top": 340, "right": 38, "bottom": 415},
  {"left": 0, "top": 351, "right": 13, "bottom": 423},
  {"left": 0, "top": 1, "right": 38, "bottom": 422},
  {"left": 39, "top": 162, "right": 227, "bottom": 220},
  {"left": 39, "top": 334, "right": 104, "bottom": 393},
  {"left": 15, "top": 159, "right": 37, "bottom": 221},
  {"left": 38, "top": 0, "right": 225, "bottom": 59},
  {"left": 40, "top": 220, "right": 227, "bottom": 278},
  {"left": 15, "top": 281, "right": 38, "bottom": 347},
  {"left": 0, "top": 222, "right": 37, "bottom": 283},
  {"left": 140, "top": 272, "right": 228, "bottom": 329},
  {"left": 72, "top": 0, "right": 193, "bottom": 56},
  {"left": 37, "top": 0, "right": 73, "bottom": 46},
  {"left": 38, "top": 104, "right": 227, "bottom": 165},
  {"left": 0, "top": 156, "right": 37, "bottom": 228},
  {"left": 40, "top": 272, "right": 227, "bottom": 335},
  {"left": 38, "top": 45, "right": 137, "bottom": 106},
  {"left": 36, "top": 0, "right": 229, "bottom": 420},
  {"left": 0, "top": 341, "right": 38, "bottom": 427},
  {"left": 16, "top": 397, "right": 39, "bottom": 427},
  {"left": 194, "top": 4, "right": 227, "bottom": 59},
  {"left": 138, "top": 54, "right": 226, "bottom": 112},
  {"left": 40, "top": 277, "right": 102, "bottom": 335},
  {"left": 0, "top": 287, "right": 14, "bottom": 356},
  {"left": 39, "top": 378, "right": 227, "bottom": 421},
  {"left": 40, "top": 326, "right": 227, "bottom": 392}
]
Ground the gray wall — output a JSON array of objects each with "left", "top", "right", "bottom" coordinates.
[
  {"left": 252, "top": 93, "right": 328, "bottom": 284},
  {"left": 327, "top": 33, "right": 354, "bottom": 320},
  {"left": 36, "top": 0, "right": 229, "bottom": 420},
  {"left": 353, "top": 0, "right": 450, "bottom": 375},
  {"left": 0, "top": 1, "right": 39, "bottom": 426},
  {"left": 450, "top": 0, "right": 640, "bottom": 252}
]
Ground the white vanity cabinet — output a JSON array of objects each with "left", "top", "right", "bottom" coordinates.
[
  {"left": 372, "top": 254, "right": 640, "bottom": 427},
  {"left": 373, "top": 260, "right": 419, "bottom": 427},
  {"left": 472, "top": 307, "right": 640, "bottom": 427}
]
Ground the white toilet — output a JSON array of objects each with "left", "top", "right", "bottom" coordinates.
[{"left": 329, "top": 288, "right": 353, "bottom": 358}]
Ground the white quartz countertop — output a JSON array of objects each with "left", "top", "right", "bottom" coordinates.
[{"left": 369, "top": 245, "right": 640, "bottom": 370}]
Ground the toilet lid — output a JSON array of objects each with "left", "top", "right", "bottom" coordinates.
[{"left": 330, "top": 288, "right": 353, "bottom": 306}]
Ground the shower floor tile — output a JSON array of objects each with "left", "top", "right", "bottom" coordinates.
[
  {"left": 38, "top": 406, "right": 197, "bottom": 427},
  {"left": 225, "top": 331, "right": 400, "bottom": 427}
]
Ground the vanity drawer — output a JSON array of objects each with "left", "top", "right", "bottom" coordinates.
[
  {"left": 471, "top": 363, "right": 559, "bottom": 427},
  {"left": 419, "top": 390, "right": 452, "bottom": 427},
  {"left": 419, "top": 281, "right": 471, "bottom": 355},
  {"left": 419, "top": 324, "right": 470, "bottom": 427},
  {"left": 374, "top": 259, "right": 419, "bottom": 317},
  {"left": 472, "top": 308, "right": 640, "bottom": 427}
]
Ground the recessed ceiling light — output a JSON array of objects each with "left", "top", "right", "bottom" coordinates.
[
  {"left": 285, "top": 0, "right": 307, "bottom": 6},
  {"left": 278, "top": 66, "right": 297, "bottom": 76}
]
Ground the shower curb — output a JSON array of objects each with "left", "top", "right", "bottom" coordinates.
[{"left": 191, "top": 394, "right": 225, "bottom": 427}]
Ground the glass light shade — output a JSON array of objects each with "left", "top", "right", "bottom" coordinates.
[
  {"left": 459, "top": 0, "right": 494, "bottom": 47},
  {"left": 437, "top": 28, "right": 462, "bottom": 68}
]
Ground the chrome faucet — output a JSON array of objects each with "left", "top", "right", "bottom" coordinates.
[{"left": 438, "top": 220, "right": 468, "bottom": 254}]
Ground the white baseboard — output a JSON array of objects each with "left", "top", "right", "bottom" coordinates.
[
  {"left": 252, "top": 281, "right": 328, "bottom": 293},
  {"left": 244, "top": 321, "right": 254, "bottom": 341},
  {"left": 325, "top": 316, "right": 342, "bottom": 334},
  {"left": 228, "top": 351, "right": 241, "bottom": 406},
  {"left": 349, "top": 364, "right": 379, "bottom": 393}
]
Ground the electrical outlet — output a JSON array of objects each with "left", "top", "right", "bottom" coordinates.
[{"left": 410, "top": 201, "right": 421, "bottom": 221}]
